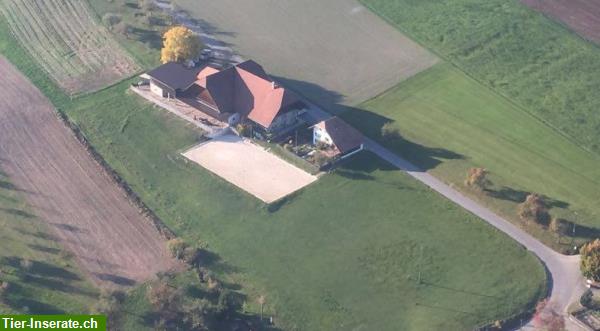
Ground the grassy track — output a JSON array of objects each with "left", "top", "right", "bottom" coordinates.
[
  {"left": 0, "top": 176, "right": 97, "bottom": 314},
  {"left": 361, "top": 0, "right": 600, "bottom": 155},
  {"left": 343, "top": 63, "right": 600, "bottom": 251}
]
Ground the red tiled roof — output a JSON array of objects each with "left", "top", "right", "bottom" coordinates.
[{"left": 191, "top": 60, "right": 304, "bottom": 128}]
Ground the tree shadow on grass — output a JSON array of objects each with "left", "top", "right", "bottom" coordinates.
[
  {"left": 2, "top": 257, "right": 81, "bottom": 281},
  {"left": 94, "top": 273, "right": 136, "bottom": 286},
  {"left": 14, "top": 228, "right": 59, "bottom": 242},
  {"left": 131, "top": 27, "right": 162, "bottom": 49},
  {"left": 0, "top": 207, "right": 35, "bottom": 219},
  {"left": 26, "top": 244, "right": 60, "bottom": 255},
  {"left": 485, "top": 186, "right": 570, "bottom": 209}
]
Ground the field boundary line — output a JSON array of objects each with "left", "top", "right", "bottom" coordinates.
[
  {"left": 357, "top": 0, "right": 600, "bottom": 160},
  {"left": 52, "top": 107, "right": 176, "bottom": 241}
]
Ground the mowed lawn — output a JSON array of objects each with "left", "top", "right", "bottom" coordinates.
[
  {"left": 343, "top": 63, "right": 600, "bottom": 251},
  {"left": 174, "top": 0, "right": 437, "bottom": 112},
  {"left": 361, "top": 0, "right": 600, "bottom": 155},
  {"left": 60, "top": 83, "right": 545, "bottom": 330},
  {"left": 0, "top": 175, "right": 97, "bottom": 314}
]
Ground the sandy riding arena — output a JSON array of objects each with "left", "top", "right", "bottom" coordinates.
[
  {"left": 183, "top": 135, "right": 317, "bottom": 203},
  {"left": 0, "top": 57, "right": 174, "bottom": 289},
  {"left": 0, "top": 0, "right": 139, "bottom": 95}
]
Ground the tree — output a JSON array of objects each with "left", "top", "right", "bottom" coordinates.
[
  {"left": 167, "top": 238, "right": 188, "bottom": 260},
  {"left": 147, "top": 280, "right": 182, "bottom": 327},
  {"left": 381, "top": 122, "right": 401, "bottom": 141},
  {"left": 102, "top": 13, "right": 122, "bottom": 30},
  {"left": 160, "top": 26, "right": 203, "bottom": 64},
  {"left": 518, "top": 193, "right": 549, "bottom": 224},
  {"left": 183, "top": 299, "right": 211, "bottom": 331},
  {"left": 216, "top": 289, "right": 238, "bottom": 319},
  {"left": 465, "top": 167, "right": 491, "bottom": 191},
  {"left": 581, "top": 239, "right": 600, "bottom": 281},
  {"left": 91, "top": 291, "right": 125, "bottom": 331}
]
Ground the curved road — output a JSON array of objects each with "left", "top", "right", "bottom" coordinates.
[{"left": 366, "top": 139, "right": 586, "bottom": 329}]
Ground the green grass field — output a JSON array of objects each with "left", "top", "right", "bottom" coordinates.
[
  {"left": 0, "top": 175, "right": 97, "bottom": 314},
  {"left": 361, "top": 0, "right": 600, "bottom": 155},
  {"left": 343, "top": 63, "right": 600, "bottom": 252},
  {"left": 0, "top": 10, "right": 546, "bottom": 330},
  {"left": 57, "top": 82, "right": 546, "bottom": 330}
]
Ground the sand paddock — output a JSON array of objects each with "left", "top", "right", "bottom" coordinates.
[{"left": 183, "top": 135, "right": 317, "bottom": 203}]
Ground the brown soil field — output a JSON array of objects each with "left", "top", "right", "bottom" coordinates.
[
  {"left": 0, "top": 0, "right": 139, "bottom": 95},
  {"left": 522, "top": 0, "right": 600, "bottom": 44},
  {"left": 0, "top": 57, "right": 174, "bottom": 289}
]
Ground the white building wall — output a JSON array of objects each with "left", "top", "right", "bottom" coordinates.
[
  {"left": 313, "top": 127, "right": 333, "bottom": 146},
  {"left": 150, "top": 82, "right": 165, "bottom": 97}
]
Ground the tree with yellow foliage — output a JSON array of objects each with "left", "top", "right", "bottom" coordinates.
[{"left": 160, "top": 26, "right": 203, "bottom": 64}]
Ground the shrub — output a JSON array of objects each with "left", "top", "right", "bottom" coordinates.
[
  {"left": 549, "top": 217, "right": 570, "bottom": 237},
  {"left": 465, "top": 167, "right": 491, "bottom": 191},
  {"left": 102, "top": 13, "right": 122, "bottom": 29},
  {"left": 518, "top": 194, "right": 549, "bottom": 224},
  {"left": 581, "top": 239, "right": 600, "bottom": 281},
  {"left": 236, "top": 123, "right": 252, "bottom": 137},
  {"left": 167, "top": 238, "right": 188, "bottom": 260},
  {"left": 0, "top": 281, "right": 10, "bottom": 302},
  {"left": 312, "top": 152, "right": 331, "bottom": 168}
]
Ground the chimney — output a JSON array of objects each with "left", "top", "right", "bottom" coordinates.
[{"left": 271, "top": 81, "right": 277, "bottom": 89}]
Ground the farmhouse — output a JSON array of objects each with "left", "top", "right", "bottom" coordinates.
[
  {"left": 145, "top": 60, "right": 307, "bottom": 137},
  {"left": 312, "top": 117, "right": 365, "bottom": 158}
]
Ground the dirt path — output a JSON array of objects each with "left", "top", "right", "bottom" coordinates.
[{"left": 0, "top": 57, "right": 175, "bottom": 289}]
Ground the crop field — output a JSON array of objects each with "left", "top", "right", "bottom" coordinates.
[
  {"left": 0, "top": 0, "right": 139, "bottom": 95},
  {"left": 522, "top": 0, "right": 600, "bottom": 45},
  {"left": 0, "top": 57, "right": 175, "bottom": 289},
  {"left": 174, "top": 0, "right": 438, "bottom": 112},
  {"left": 361, "top": 0, "right": 600, "bottom": 155},
  {"left": 343, "top": 63, "right": 600, "bottom": 251}
]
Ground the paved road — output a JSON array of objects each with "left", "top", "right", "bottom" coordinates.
[{"left": 365, "top": 139, "right": 587, "bottom": 329}]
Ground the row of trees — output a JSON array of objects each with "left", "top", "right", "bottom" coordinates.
[{"left": 93, "top": 237, "right": 264, "bottom": 330}]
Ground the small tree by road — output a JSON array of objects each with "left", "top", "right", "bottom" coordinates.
[
  {"left": 160, "top": 26, "right": 203, "bottom": 64},
  {"left": 518, "top": 193, "right": 549, "bottom": 225},
  {"left": 581, "top": 239, "right": 600, "bottom": 282},
  {"left": 465, "top": 167, "right": 491, "bottom": 191}
]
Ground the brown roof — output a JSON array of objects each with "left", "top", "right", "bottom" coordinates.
[
  {"left": 315, "top": 117, "right": 364, "bottom": 154},
  {"left": 192, "top": 60, "right": 305, "bottom": 128},
  {"left": 146, "top": 62, "right": 202, "bottom": 91}
]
